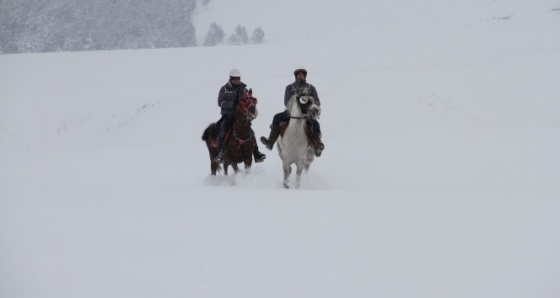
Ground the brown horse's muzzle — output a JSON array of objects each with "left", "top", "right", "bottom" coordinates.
[{"left": 248, "top": 106, "right": 258, "bottom": 120}]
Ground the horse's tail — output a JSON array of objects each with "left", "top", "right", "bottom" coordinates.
[
  {"left": 202, "top": 123, "right": 218, "bottom": 141},
  {"left": 201, "top": 127, "right": 210, "bottom": 141}
]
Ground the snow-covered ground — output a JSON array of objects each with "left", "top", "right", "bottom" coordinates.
[{"left": 1, "top": 1, "right": 560, "bottom": 297}]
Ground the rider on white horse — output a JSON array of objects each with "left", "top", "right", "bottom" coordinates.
[
  {"left": 261, "top": 67, "right": 325, "bottom": 157},
  {"left": 214, "top": 69, "right": 266, "bottom": 163}
]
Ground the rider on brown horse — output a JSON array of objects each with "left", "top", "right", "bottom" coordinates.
[
  {"left": 214, "top": 69, "right": 266, "bottom": 163},
  {"left": 260, "top": 67, "right": 325, "bottom": 157}
]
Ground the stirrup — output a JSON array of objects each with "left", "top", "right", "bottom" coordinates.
[{"left": 214, "top": 151, "right": 224, "bottom": 163}]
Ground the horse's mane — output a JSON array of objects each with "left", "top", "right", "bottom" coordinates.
[{"left": 285, "top": 94, "right": 298, "bottom": 114}]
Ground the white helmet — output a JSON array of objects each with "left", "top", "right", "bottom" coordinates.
[
  {"left": 293, "top": 66, "right": 307, "bottom": 77},
  {"left": 229, "top": 69, "right": 241, "bottom": 77}
]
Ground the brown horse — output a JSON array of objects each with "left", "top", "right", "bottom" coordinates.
[{"left": 202, "top": 90, "right": 259, "bottom": 175}]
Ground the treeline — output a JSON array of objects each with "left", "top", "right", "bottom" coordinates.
[
  {"left": 203, "top": 23, "right": 265, "bottom": 46},
  {"left": 0, "top": 0, "right": 267, "bottom": 54},
  {"left": 0, "top": 0, "right": 198, "bottom": 54}
]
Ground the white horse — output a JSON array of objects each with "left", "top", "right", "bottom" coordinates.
[{"left": 277, "top": 93, "right": 321, "bottom": 189}]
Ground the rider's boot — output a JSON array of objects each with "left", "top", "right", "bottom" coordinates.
[
  {"left": 310, "top": 121, "right": 325, "bottom": 157},
  {"left": 248, "top": 130, "right": 266, "bottom": 163},
  {"left": 314, "top": 140, "right": 325, "bottom": 157},
  {"left": 253, "top": 146, "right": 266, "bottom": 163},
  {"left": 214, "top": 145, "right": 225, "bottom": 163},
  {"left": 260, "top": 125, "right": 281, "bottom": 151}
]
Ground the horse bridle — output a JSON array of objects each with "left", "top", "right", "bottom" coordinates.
[
  {"left": 237, "top": 96, "right": 257, "bottom": 121},
  {"left": 290, "top": 95, "right": 314, "bottom": 120},
  {"left": 232, "top": 95, "right": 257, "bottom": 144}
]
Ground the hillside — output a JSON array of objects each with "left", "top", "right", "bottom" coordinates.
[{"left": 1, "top": 1, "right": 559, "bottom": 297}]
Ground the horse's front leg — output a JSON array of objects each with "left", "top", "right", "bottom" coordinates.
[
  {"left": 231, "top": 163, "right": 239, "bottom": 174},
  {"left": 304, "top": 148, "right": 315, "bottom": 172},
  {"left": 283, "top": 163, "right": 291, "bottom": 189},
  {"left": 244, "top": 158, "right": 252, "bottom": 174}
]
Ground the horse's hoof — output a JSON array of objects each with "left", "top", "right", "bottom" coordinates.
[{"left": 283, "top": 182, "right": 290, "bottom": 189}]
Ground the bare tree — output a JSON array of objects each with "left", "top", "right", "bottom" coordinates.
[
  {"left": 228, "top": 25, "right": 248, "bottom": 45},
  {"left": 203, "top": 22, "right": 225, "bottom": 46},
  {"left": 251, "top": 27, "right": 265, "bottom": 44}
]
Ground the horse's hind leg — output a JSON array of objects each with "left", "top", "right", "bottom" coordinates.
[
  {"left": 211, "top": 161, "right": 217, "bottom": 175},
  {"left": 295, "top": 165, "right": 304, "bottom": 189},
  {"left": 207, "top": 141, "right": 219, "bottom": 175}
]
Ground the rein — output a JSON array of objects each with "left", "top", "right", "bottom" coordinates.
[
  {"left": 233, "top": 129, "right": 252, "bottom": 144},
  {"left": 289, "top": 96, "right": 311, "bottom": 120},
  {"left": 290, "top": 115, "right": 311, "bottom": 120}
]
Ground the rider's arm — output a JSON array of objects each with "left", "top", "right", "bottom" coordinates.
[
  {"left": 311, "top": 85, "right": 321, "bottom": 106},
  {"left": 284, "top": 85, "right": 292, "bottom": 107},
  {"left": 217, "top": 86, "right": 226, "bottom": 107}
]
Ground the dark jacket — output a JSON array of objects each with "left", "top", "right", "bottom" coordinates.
[
  {"left": 218, "top": 81, "right": 247, "bottom": 116},
  {"left": 284, "top": 80, "right": 320, "bottom": 107}
]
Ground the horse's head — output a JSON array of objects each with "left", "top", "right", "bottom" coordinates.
[
  {"left": 289, "top": 93, "right": 321, "bottom": 120},
  {"left": 237, "top": 89, "right": 258, "bottom": 121}
]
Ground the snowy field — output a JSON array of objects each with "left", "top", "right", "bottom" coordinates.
[{"left": 1, "top": 0, "right": 560, "bottom": 297}]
